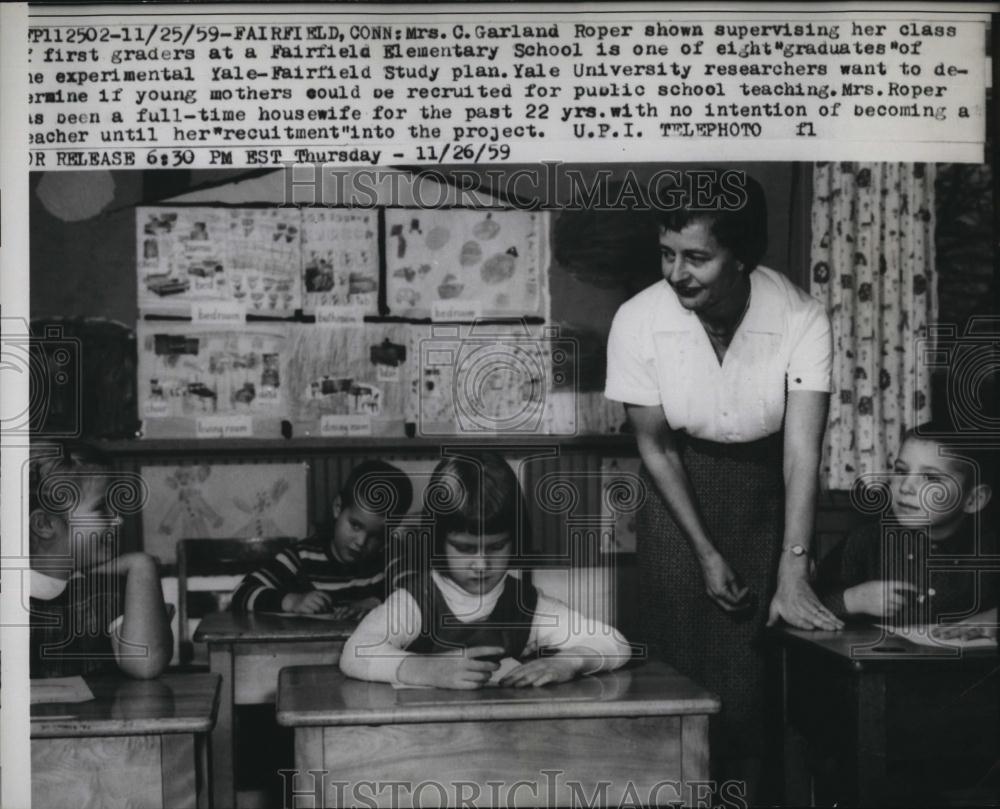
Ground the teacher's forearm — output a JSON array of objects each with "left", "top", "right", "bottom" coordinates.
[
  {"left": 779, "top": 390, "right": 829, "bottom": 585},
  {"left": 779, "top": 451, "right": 818, "bottom": 583}
]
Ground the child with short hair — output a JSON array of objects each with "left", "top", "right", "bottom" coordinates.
[
  {"left": 817, "top": 422, "right": 998, "bottom": 629},
  {"left": 231, "top": 459, "right": 413, "bottom": 617},
  {"left": 340, "top": 452, "right": 631, "bottom": 689},
  {"left": 29, "top": 443, "right": 174, "bottom": 679}
]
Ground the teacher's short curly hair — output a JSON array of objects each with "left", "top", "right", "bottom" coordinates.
[{"left": 655, "top": 171, "right": 769, "bottom": 272}]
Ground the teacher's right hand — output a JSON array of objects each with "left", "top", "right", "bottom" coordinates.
[{"left": 700, "top": 550, "right": 751, "bottom": 611}]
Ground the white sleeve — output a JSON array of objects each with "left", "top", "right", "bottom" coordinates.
[
  {"left": 604, "top": 303, "right": 661, "bottom": 407},
  {"left": 339, "top": 588, "right": 422, "bottom": 685},
  {"left": 787, "top": 300, "right": 832, "bottom": 393},
  {"left": 528, "top": 594, "right": 631, "bottom": 673}
]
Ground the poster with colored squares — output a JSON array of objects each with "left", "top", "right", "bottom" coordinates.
[
  {"left": 384, "top": 208, "right": 549, "bottom": 320},
  {"left": 300, "top": 209, "right": 380, "bottom": 314}
]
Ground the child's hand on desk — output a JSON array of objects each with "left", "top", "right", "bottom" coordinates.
[
  {"left": 844, "top": 580, "right": 916, "bottom": 617},
  {"left": 281, "top": 590, "right": 333, "bottom": 614},
  {"left": 397, "top": 646, "right": 503, "bottom": 690},
  {"left": 499, "top": 655, "right": 583, "bottom": 688}
]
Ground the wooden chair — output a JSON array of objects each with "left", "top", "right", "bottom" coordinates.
[{"left": 176, "top": 537, "right": 292, "bottom": 666}]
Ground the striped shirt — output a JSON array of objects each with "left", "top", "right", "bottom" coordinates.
[{"left": 230, "top": 536, "right": 390, "bottom": 613}]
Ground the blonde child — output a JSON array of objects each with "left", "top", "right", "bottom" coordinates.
[
  {"left": 29, "top": 443, "right": 173, "bottom": 679},
  {"left": 340, "top": 452, "right": 631, "bottom": 689}
]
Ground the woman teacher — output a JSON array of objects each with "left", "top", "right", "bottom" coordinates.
[{"left": 604, "top": 173, "right": 843, "bottom": 788}]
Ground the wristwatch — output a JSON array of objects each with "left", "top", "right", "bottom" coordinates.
[{"left": 784, "top": 544, "right": 807, "bottom": 557}]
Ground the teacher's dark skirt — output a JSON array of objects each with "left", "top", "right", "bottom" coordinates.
[{"left": 637, "top": 432, "right": 784, "bottom": 762}]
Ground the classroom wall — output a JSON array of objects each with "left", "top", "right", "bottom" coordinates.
[{"left": 30, "top": 163, "right": 807, "bottom": 329}]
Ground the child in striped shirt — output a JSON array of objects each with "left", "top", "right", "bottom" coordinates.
[{"left": 231, "top": 460, "right": 413, "bottom": 618}]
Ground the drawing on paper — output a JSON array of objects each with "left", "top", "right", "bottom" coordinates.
[
  {"left": 599, "top": 457, "right": 642, "bottom": 553},
  {"left": 407, "top": 322, "right": 554, "bottom": 434},
  {"left": 137, "top": 206, "right": 303, "bottom": 316},
  {"left": 301, "top": 209, "right": 379, "bottom": 313},
  {"left": 158, "top": 465, "right": 225, "bottom": 538},
  {"left": 385, "top": 209, "right": 548, "bottom": 319},
  {"left": 286, "top": 323, "right": 411, "bottom": 433},
  {"left": 137, "top": 322, "right": 288, "bottom": 433},
  {"left": 140, "top": 463, "right": 309, "bottom": 564}
]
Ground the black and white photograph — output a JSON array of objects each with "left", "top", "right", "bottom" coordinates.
[{"left": 2, "top": 5, "right": 998, "bottom": 809}]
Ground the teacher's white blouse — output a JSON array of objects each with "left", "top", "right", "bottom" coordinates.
[{"left": 605, "top": 266, "right": 832, "bottom": 443}]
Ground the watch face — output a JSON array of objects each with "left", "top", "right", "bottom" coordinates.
[{"left": 790, "top": 544, "right": 805, "bottom": 556}]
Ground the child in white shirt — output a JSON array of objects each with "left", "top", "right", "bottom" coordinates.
[{"left": 340, "top": 452, "right": 631, "bottom": 689}]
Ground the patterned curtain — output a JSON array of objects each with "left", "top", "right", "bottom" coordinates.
[{"left": 810, "top": 163, "right": 937, "bottom": 490}]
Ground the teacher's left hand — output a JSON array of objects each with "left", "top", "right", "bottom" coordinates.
[{"left": 767, "top": 578, "right": 843, "bottom": 630}]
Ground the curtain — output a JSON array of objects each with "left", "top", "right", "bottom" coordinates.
[{"left": 810, "top": 163, "right": 937, "bottom": 490}]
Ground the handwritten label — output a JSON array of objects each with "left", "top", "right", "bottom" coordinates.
[
  {"left": 377, "top": 364, "right": 401, "bottom": 383},
  {"left": 142, "top": 399, "right": 169, "bottom": 418},
  {"left": 196, "top": 416, "right": 253, "bottom": 438},
  {"left": 320, "top": 414, "right": 372, "bottom": 438},
  {"left": 315, "top": 305, "right": 366, "bottom": 326},
  {"left": 191, "top": 302, "right": 246, "bottom": 326},
  {"left": 257, "top": 386, "right": 281, "bottom": 404},
  {"left": 432, "top": 300, "right": 483, "bottom": 322}
]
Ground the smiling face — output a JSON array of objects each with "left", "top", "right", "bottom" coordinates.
[
  {"left": 890, "top": 437, "right": 979, "bottom": 536},
  {"left": 659, "top": 219, "right": 745, "bottom": 317},
  {"left": 443, "top": 530, "right": 512, "bottom": 595},
  {"left": 329, "top": 502, "right": 386, "bottom": 565}
]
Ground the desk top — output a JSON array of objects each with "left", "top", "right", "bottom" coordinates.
[
  {"left": 775, "top": 625, "right": 999, "bottom": 670},
  {"left": 30, "top": 672, "right": 221, "bottom": 739},
  {"left": 276, "top": 661, "right": 720, "bottom": 727},
  {"left": 193, "top": 610, "right": 356, "bottom": 643}
]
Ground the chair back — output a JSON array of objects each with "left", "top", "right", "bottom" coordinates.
[{"left": 176, "top": 537, "right": 292, "bottom": 664}]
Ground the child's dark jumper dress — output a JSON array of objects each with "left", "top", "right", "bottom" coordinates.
[{"left": 398, "top": 571, "right": 539, "bottom": 660}]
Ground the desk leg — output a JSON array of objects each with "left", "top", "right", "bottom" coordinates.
[
  {"left": 197, "top": 731, "right": 213, "bottom": 809},
  {"left": 209, "top": 643, "right": 236, "bottom": 809},
  {"left": 680, "top": 713, "right": 709, "bottom": 780},
  {"left": 781, "top": 644, "right": 812, "bottom": 807},
  {"left": 854, "top": 672, "right": 887, "bottom": 807},
  {"left": 162, "top": 734, "right": 197, "bottom": 809},
  {"left": 290, "top": 728, "right": 325, "bottom": 809}
]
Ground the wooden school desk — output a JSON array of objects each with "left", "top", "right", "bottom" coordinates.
[
  {"left": 777, "top": 625, "right": 999, "bottom": 807},
  {"left": 31, "top": 672, "right": 220, "bottom": 809},
  {"left": 275, "top": 661, "right": 721, "bottom": 808},
  {"left": 194, "top": 610, "right": 354, "bottom": 809}
]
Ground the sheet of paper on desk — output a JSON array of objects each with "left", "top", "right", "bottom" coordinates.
[
  {"left": 30, "top": 676, "right": 95, "bottom": 704},
  {"left": 271, "top": 609, "right": 353, "bottom": 621},
  {"left": 877, "top": 624, "right": 998, "bottom": 650}
]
